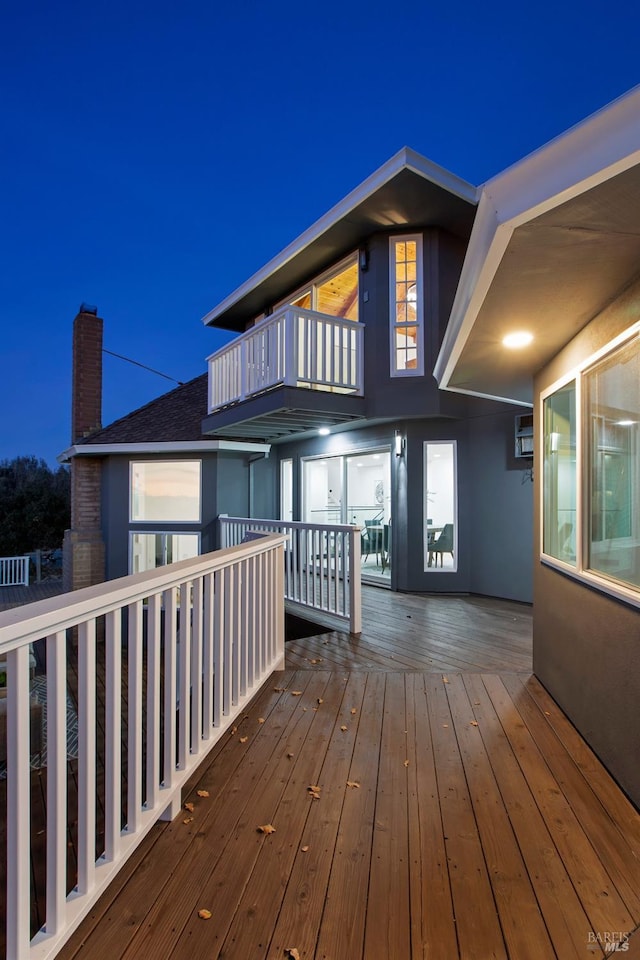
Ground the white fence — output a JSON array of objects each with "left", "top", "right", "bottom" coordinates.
[
  {"left": 208, "top": 306, "right": 364, "bottom": 412},
  {"left": 0, "top": 556, "right": 30, "bottom": 587},
  {"left": 219, "top": 517, "right": 361, "bottom": 636},
  {"left": 0, "top": 534, "right": 287, "bottom": 960}
]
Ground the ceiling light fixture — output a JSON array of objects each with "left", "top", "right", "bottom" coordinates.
[
  {"left": 318, "top": 427, "right": 330, "bottom": 436},
  {"left": 502, "top": 331, "right": 533, "bottom": 349}
]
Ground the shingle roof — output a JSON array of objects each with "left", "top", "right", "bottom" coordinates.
[{"left": 78, "top": 373, "right": 208, "bottom": 444}]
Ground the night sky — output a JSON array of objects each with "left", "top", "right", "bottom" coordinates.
[{"left": 1, "top": 0, "right": 638, "bottom": 465}]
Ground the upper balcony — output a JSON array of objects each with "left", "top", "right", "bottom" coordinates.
[{"left": 203, "top": 306, "right": 366, "bottom": 442}]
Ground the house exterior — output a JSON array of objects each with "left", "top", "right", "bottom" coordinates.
[
  {"left": 63, "top": 149, "right": 535, "bottom": 603},
  {"left": 436, "top": 85, "right": 640, "bottom": 807}
]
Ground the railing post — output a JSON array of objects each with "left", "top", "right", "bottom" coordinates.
[
  {"left": 6, "top": 645, "right": 31, "bottom": 960},
  {"left": 283, "top": 309, "right": 297, "bottom": 386},
  {"left": 240, "top": 336, "right": 248, "bottom": 401},
  {"left": 349, "top": 527, "right": 362, "bottom": 636}
]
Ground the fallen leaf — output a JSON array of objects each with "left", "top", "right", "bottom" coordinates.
[
  {"left": 350, "top": 708, "right": 357, "bottom": 715},
  {"left": 443, "top": 723, "right": 449, "bottom": 728},
  {"left": 183, "top": 816, "right": 194, "bottom": 824},
  {"left": 301, "top": 845, "right": 309, "bottom": 852},
  {"left": 287, "top": 751, "right": 294, "bottom": 758},
  {"left": 310, "top": 659, "right": 318, "bottom": 664},
  {"left": 198, "top": 909, "right": 212, "bottom": 920},
  {"left": 258, "top": 823, "right": 276, "bottom": 834},
  {"left": 240, "top": 735, "right": 248, "bottom": 743},
  {"left": 258, "top": 717, "right": 265, "bottom": 724},
  {"left": 404, "top": 760, "right": 409, "bottom": 767},
  {"left": 197, "top": 789, "right": 210, "bottom": 798},
  {"left": 470, "top": 721, "right": 479, "bottom": 727},
  {"left": 231, "top": 725, "right": 237, "bottom": 735},
  {"left": 544, "top": 711, "right": 551, "bottom": 716},
  {"left": 340, "top": 725, "right": 348, "bottom": 732},
  {"left": 317, "top": 697, "right": 324, "bottom": 704},
  {"left": 184, "top": 802, "right": 195, "bottom": 812},
  {"left": 309, "top": 784, "right": 321, "bottom": 792},
  {"left": 286, "top": 949, "right": 301, "bottom": 960},
  {"left": 307, "top": 784, "right": 321, "bottom": 799},
  {"left": 346, "top": 780, "right": 360, "bottom": 788},
  {"left": 291, "top": 691, "right": 303, "bottom": 697},
  {"left": 274, "top": 687, "right": 284, "bottom": 692},
  {"left": 443, "top": 676, "right": 450, "bottom": 684}
]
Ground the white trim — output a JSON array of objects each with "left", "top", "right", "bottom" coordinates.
[
  {"left": 423, "top": 440, "right": 458, "bottom": 573},
  {"left": 435, "top": 84, "right": 640, "bottom": 396},
  {"left": 389, "top": 234, "right": 424, "bottom": 378},
  {"left": 59, "top": 439, "right": 271, "bottom": 462},
  {"left": 129, "top": 460, "right": 202, "bottom": 525},
  {"left": 202, "top": 148, "right": 477, "bottom": 327}
]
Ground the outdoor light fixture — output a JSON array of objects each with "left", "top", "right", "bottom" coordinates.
[
  {"left": 395, "top": 430, "right": 405, "bottom": 457},
  {"left": 359, "top": 247, "right": 369, "bottom": 272},
  {"left": 318, "top": 427, "right": 330, "bottom": 436},
  {"left": 502, "top": 331, "right": 533, "bottom": 348}
]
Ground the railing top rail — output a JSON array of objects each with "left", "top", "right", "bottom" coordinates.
[
  {"left": 220, "top": 516, "right": 362, "bottom": 534},
  {"left": 206, "top": 306, "right": 365, "bottom": 362},
  {"left": 0, "top": 533, "right": 288, "bottom": 652},
  {"left": 0, "top": 555, "right": 30, "bottom": 562}
]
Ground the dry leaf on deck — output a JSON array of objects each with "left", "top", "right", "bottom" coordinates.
[
  {"left": 258, "top": 823, "right": 276, "bottom": 834},
  {"left": 231, "top": 725, "right": 237, "bottom": 735},
  {"left": 198, "top": 909, "right": 212, "bottom": 919},
  {"left": 470, "top": 721, "right": 479, "bottom": 727},
  {"left": 307, "top": 785, "right": 321, "bottom": 799},
  {"left": 346, "top": 780, "right": 360, "bottom": 789},
  {"left": 197, "top": 789, "right": 210, "bottom": 798},
  {"left": 184, "top": 802, "right": 195, "bottom": 812},
  {"left": 240, "top": 735, "right": 248, "bottom": 744},
  {"left": 287, "top": 751, "right": 294, "bottom": 759},
  {"left": 291, "top": 691, "right": 303, "bottom": 696},
  {"left": 286, "top": 949, "right": 301, "bottom": 960},
  {"left": 301, "top": 845, "right": 309, "bottom": 852},
  {"left": 442, "top": 676, "right": 450, "bottom": 684},
  {"left": 274, "top": 687, "right": 284, "bottom": 692},
  {"left": 258, "top": 717, "right": 265, "bottom": 724},
  {"left": 340, "top": 725, "right": 348, "bottom": 732},
  {"left": 183, "top": 817, "right": 194, "bottom": 824},
  {"left": 317, "top": 697, "right": 324, "bottom": 704},
  {"left": 404, "top": 760, "right": 409, "bottom": 767}
]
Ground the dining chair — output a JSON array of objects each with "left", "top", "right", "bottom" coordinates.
[{"left": 427, "top": 523, "right": 454, "bottom": 567}]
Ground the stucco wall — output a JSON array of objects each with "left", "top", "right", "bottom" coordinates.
[{"left": 534, "top": 277, "right": 640, "bottom": 807}]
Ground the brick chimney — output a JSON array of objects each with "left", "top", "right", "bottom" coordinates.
[
  {"left": 63, "top": 305, "right": 106, "bottom": 591},
  {"left": 72, "top": 305, "right": 103, "bottom": 441}
]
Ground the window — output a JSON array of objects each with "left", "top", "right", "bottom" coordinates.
[
  {"left": 130, "top": 461, "right": 201, "bottom": 522},
  {"left": 541, "top": 327, "right": 640, "bottom": 602},
  {"left": 543, "top": 381, "right": 577, "bottom": 564},
  {"left": 423, "top": 442, "right": 457, "bottom": 571},
  {"left": 280, "top": 458, "right": 293, "bottom": 522},
  {"left": 390, "top": 235, "right": 424, "bottom": 376},
  {"left": 279, "top": 254, "right": 359, "bottom": 321},
  {"left": 130, "top": 532, "right": 200, "bottom": 574}
]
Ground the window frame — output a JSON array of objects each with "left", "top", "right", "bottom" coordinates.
[
  {"left": 423, "top": 440, "right": 458, "bottom": 572},
  {"left": 540, "top": 322, "right": 640, "bottom": 608},
  {"left": 274, "top": 251, "right": 359, "bottom": 319},
  {"left": 129, "top": 460, "right": 202, "bottom": 524},
  {"left": 129, "top": 531, "right": 201, "bottom": 575},
  {"left": 389, "top": 234, "right": 424, "bottom": 378}
]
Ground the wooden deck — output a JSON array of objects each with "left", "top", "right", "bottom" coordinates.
[
  {"left": 3, "top": 588, "right": 640, "bottom": 958},
  {"left": 45, "top": 589, "right": 640, "bottom": 960}
]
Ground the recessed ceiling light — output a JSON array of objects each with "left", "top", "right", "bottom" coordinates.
[
  {"left": 615, "top": 420, "right": 636, "bottom": 426},
  {"left": 318, "top": 427, "right": 330, "bottom": 436},
  {"left": 502, "top": 331, "right": 533, "bottom": 349}
]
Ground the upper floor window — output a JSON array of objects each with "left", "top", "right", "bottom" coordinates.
[
  {"left": 130, "top": 461, "right": 201, "bottom": 522},
  {"left": 390, "top": 235, "right": 424, "bottom": 376},
  {"left": 279, "top": 254, "right": 359, "bottom": 321}
]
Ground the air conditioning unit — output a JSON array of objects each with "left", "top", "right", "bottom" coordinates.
[{"left": 515, "top": 414, "right": 534, "bottom": 458}]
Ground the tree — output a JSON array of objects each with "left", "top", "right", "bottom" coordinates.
[{"left": 0, "top": 456, "right": 70, "bottom": 556}]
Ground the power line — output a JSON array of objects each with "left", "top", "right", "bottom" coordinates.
[{"left": 103, "top": 349, "right": 184, "bottom": 385}]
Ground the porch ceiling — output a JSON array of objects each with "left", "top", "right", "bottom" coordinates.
[{"left": 436, "top": 86, "right": 640, "bottom": 405}]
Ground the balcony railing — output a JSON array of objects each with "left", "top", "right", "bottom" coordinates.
[
  {"left": 0, "top": 556, "right": 30, "bottom": 587},
  {"left": 0, "top": 534, "right": 286, "bottom": 960},
  {"left": 219, "top": 516, "right": 362, "bottom": 636},
  {"left": 208, "top": 307, "right": 364, "bottom": 413}
]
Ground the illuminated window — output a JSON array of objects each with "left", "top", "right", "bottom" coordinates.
[
  {"left": 541, "top": 328, "right": 640, "bottom": 601},
  {"left": 130, "top": 532, "right": 200, "bottom": 573},
  {"left": 130, "top": 461, "right": 201, "bottom": 522},
  {"left": 278, "top": 254, "right": 358, "bottom": 320},
  {"left": 390, "top": 235, "right": 423, "bottom": 376}
]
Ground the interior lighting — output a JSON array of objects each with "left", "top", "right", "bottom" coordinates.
[
  {"left": 395, "top": 430, "right": 405, "bottom": 457},
  {"left": 502, "top": 331, "right": 533, "bottom": 349},
  {"left": 318, "top": 427, "right": 330, "bottom": 436}
]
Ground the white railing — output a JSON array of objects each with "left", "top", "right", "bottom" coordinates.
[
  {"left": 208, "top": 306, "right": 364, "bottom": 412},
  {"left": 219, "top": 517, "right": 361, "bottom": 636},
  {"left": 0, "top": 534, "right": 286, "bottom": 960},
  {"left": 0, "top": 556, "right": 30, "bottom": 587}
]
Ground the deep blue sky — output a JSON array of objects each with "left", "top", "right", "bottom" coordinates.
[{"left": 1, "top": 1, "right": 638, "bottom": 466}]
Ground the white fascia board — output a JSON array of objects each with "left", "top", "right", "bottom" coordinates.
[
  {"left": 58, "top": 440, "right": 271, "bottom": 463},
  {"left": 201, "top": 148, "right": 478, "bottom": 327},
  {"left": 435, "top": 84, "right": 640, "bottom": 391}
]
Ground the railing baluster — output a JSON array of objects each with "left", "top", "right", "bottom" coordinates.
[
  {"left": 127, "top": 601, "right": 143, "bottom": 833},
  {"left": 77, "top": 618, "right": 96, "bottom": 896},
  {"left": 162, "top": 588, "right": 177, "bottom": 788},
  {"left": 105, "top": 609, "right": 122, "bottom": 861},
  {"left": 191, "top": 577, "right": 204, "bottom": 753},
  {"left": 213, "top": 568, "right": 224, "bottom": 725},
  {"left": 146, "top": 593, "right": 162, "bottom": 809},
  {"left": 203, "top": 573, "right": 214, "bottom": 736},
  {"left": 6, "top": 644, "right": 32, "bottom": 960},
  {"left": 231, "top": 565, "right": 240, "bottom": 707},
  {"left": 178, "top": 583, "right": 191, "bottom": 769}
]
